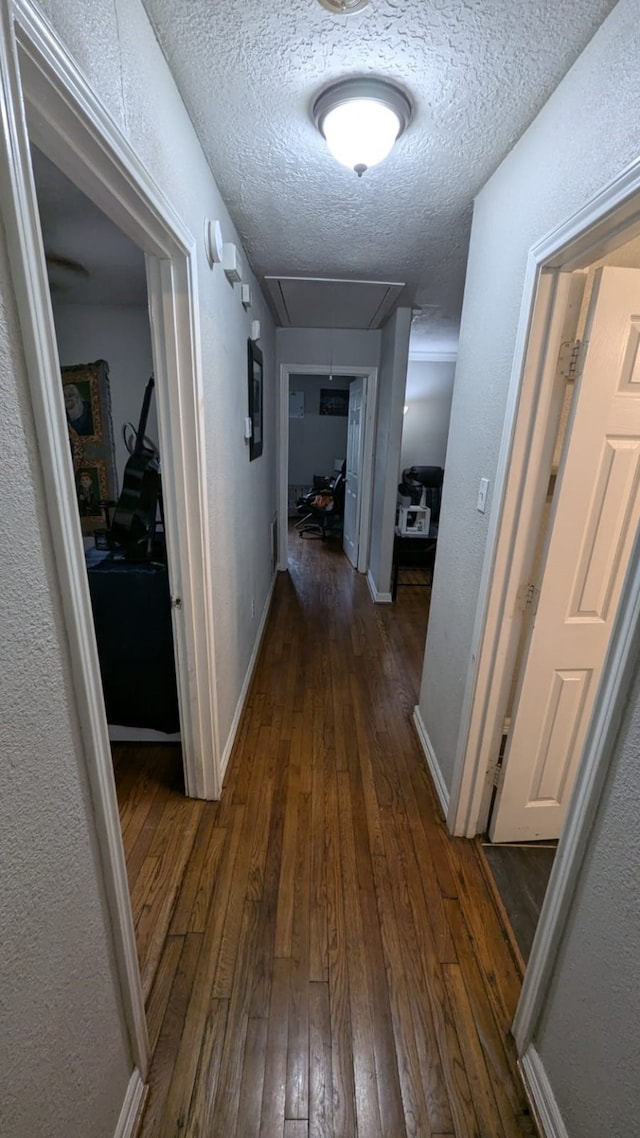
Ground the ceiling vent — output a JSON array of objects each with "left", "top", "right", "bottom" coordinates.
[
  {"left": 317, "top": 0, "right": 371, "bottom": 13},
  {"left": 263, "top": 276, "right": 405, "bottom": 330}
]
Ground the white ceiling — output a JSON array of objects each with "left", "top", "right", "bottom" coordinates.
[
  {"left": 32, "top": 2, "right": 619, "bottom": 349},
  {"left": 140, "top": 0, "right": 617, "bottom": 350}
]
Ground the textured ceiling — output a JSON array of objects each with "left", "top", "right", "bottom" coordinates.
[{"left": 141, "top": 0, "right": 617, "bottom": 348}]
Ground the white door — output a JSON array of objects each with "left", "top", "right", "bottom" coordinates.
[
  {"left": 343, "top": 378, "right": 364, "bottom": 568},
  {"left": 490, "top": 266, "right": 640, "bottom": 842}
]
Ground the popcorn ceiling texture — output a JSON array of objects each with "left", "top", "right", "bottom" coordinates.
[{"left": 141, "top": 0, "right": 616, "bottom": 346}]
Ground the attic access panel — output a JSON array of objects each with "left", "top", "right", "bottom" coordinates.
[{"left": 264, "top": 275, "right": 405, "bottom": 329}]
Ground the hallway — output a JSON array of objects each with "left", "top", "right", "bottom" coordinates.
[{"left": 118, "top": 535, "right": 536, "bottom": 1137}]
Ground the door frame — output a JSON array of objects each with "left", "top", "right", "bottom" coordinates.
[
  {"left": 278, "top": 363, "right": 378, "bottom": 573},
  {"left": 440, "top": 150, "right": 640, "bottom": 1065},
  {"left": 448, "top": 154, "right": 640, "bottom": 841},
  {"left": 0, "top": 0, "right": 221, "bottom": 1075}
]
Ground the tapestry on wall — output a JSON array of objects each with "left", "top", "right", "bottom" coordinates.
[{"left": 61, "top": 359, "right": 118, "bottom": 535}]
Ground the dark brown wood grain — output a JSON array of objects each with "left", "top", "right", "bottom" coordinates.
[{"left": 115, "top": 530, "right": 537, "bottom": 1138}]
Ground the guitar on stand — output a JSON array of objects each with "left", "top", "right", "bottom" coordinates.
[{"left": 108, "top": 377, "right": 164, "bottom": 561}]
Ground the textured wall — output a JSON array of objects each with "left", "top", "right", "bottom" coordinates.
[
  {"left": 1, "top": 0, "right": 279, "bottom": 1133},
  {"left": 401, "top": 360, "right": 455, "bottom": 471},
  {"left": 536, "top": 652, "right": 640, "bottom": 1136},
  {"left": 0, "top": 230, "right": 130, "bottom": 1134},
  {"left": 419, "top": 0, "right": 640, "bottom": 790}
]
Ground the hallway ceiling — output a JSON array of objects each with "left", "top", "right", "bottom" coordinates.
[{"left": 141, "top": 0, "right": 616, "bottom": 350}]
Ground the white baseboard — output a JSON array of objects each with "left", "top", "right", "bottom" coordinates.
[
  {"left": 519, "top": 1046, "right": 569, "bottom": 1138},
  {"left": 412, "top": 706, "right": 450, "bottom": 817},
  {"left": 219, "top": 571, "right": 277, "bottom": 782},
  {"left": 113, "top": 1069, "right": 147, "bottom": 1138},
  {"left": 366, "top": 569, "right": 392, "bottom": 603}
]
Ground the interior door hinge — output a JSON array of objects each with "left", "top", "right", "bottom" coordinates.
[
  {"left": 558, "top": 338, "right": 587, "bottom": 382},
  {"left": 517, "top": 582, "right": 541, "bottom": 616},
  {"left": 489, "top": 719, "right": 511, "bottom": 791},
  {"left": 491, "top": 757, "right": 506, "bottom": 791}
]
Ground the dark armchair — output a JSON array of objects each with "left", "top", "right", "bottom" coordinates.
[{"left": 296, "top": 464, "right": 346, "bottom": 539}]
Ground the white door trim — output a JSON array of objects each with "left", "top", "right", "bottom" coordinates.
[
  {"left": 13, "top": 0, "right": 220, "bottom": 801},
  {"left": 278, "top": 363, "right": 378, "bottom": 572},
  {"left": 113, "top": 1069, "right": 147, "bottom": 1138},
  {"left": 449, "top": 150, "right": 640, "bottom": 840},
  {"left": 518, "top": 1045, "right": 569, "bottom": 1138},
  {"left": 0, "top": 0, "right": 220, "bottom": 1077}
]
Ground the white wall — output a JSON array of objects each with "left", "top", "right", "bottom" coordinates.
[
  {"left": 419, "top": 0, "right": 640, "bottom": 793},
  {"left": 535, "top": 647, "right": 640, "bottom": 1137},
  {"left": 400, "top": 359, "right": 455, "bottom": 472},
  {"left": 288, "top": 372, "right": 350, "bottom": 486},
  {"left": 0, "top": 1, "right": 277, "bottom": 1134},
  {"left": 415, "top": 0, "right": 640, "bottom": 1132},
  {"left": 277, "top": 326, "right": 382, "bottom": 372},
  {"left": 368, "top": 307, "right": 412, "bottom": 598},
  {"left": 53, "top": 303, "right": 156, "bottom": 489}
]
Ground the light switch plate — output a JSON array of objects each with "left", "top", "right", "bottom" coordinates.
[{"left": 477, "top": 477, "right": 489, "bottom": 513}]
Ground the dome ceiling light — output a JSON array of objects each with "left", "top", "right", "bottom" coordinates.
[
  {"left": 312, "top": 78, "right": 412, "bottom": 177},
  {"left": 317, "top": 0, "right": 371, "bottom": 12}
]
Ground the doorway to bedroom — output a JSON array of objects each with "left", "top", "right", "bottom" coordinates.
[{"left": 30, "top": 141, "right": 187, "bottom": 998}]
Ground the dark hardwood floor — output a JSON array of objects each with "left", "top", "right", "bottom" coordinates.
[
  {"left": 113, "top": 531, "right": 537, "bottom": 1138},
  {"left": 481, "top": 843, "right": 557, "bottom": 966}
]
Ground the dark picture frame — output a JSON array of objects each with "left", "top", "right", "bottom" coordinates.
[
  {"left": 248, "top": 338, "right": 263, "bottom": 460},
  {"left": 61, "top": 359, "right": 117, "bottom": 535},
  {"left": 319, "top": 387, "right": 349, "bottom": 416}
]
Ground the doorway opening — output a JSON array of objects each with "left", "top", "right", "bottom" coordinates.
[
  {"left": 31, "top": 144, "right": 190, "bottom": 996},
  {"left": 287, "top": 371, "right": 351, "bottom": 547},
  {"left": 448, "top": 186, "right": 640, "bottom": 1007},
  {"left": 279, "top": 363, "right": 378, "bottom": 575}
]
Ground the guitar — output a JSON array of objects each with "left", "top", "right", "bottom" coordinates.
[{"left": 109, "top": 377, "right": 161, "bottom": 555}]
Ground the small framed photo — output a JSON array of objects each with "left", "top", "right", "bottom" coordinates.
[
  {"left": 248, "top": 338, "right": 263, "bottom": 460},
  {"left": 75, "top": 460, "right": 108, "bottom": 533}
]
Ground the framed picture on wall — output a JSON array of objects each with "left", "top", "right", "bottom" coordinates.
[
  {"left": 319, "top": 387, "right": 349, "bottom": 416},
  {"left": 248, "top": 338, "right": 263, "bottom": 460},
  {"left": 61, "top": 359, "right": 117, "bottom": 534}
]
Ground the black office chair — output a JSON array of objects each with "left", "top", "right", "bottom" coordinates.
[{"left": 297, "top": 465, "right": 346, "bottom": 539}]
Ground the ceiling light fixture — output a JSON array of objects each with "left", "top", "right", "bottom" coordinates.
[
  {"left": 313, "top": 78, "right": 411, "bottom": 177},
  {"left": 317, "top": 0, "right": 371, "bottom": 12}
]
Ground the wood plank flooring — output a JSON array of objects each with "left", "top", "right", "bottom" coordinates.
[{"left": 114, "top": 532, "right": 537, "bottom": 1138}]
